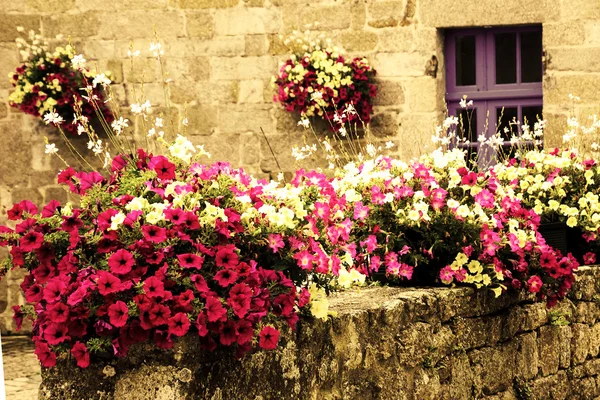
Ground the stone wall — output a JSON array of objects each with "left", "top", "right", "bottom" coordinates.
[
  {"left": 38, "top": 266, "right": 600, "bottom": 399},
  {"left": 0, "top": 0, "right": 599, "bottom": 331}
]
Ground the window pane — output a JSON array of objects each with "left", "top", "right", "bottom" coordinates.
[
  {"left": 496, "top": 107, "right": 518, "bottom": 141},
  {"left": 495, "top": 33, "right": 517, "bottom": 84},
  {"left": 521, "top": 31, "right": 543, "bottom": 83},
  {"left": 456, "top": 36, "right": 477, "bottom": 86},
  {"left": 457, "top": 109, "right": 478, "bottom": 143},
  {"left": 522, "top": 105, "right": 543, "bottom": 129}
]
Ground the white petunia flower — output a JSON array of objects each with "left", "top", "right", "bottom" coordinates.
[
  {"left": 45, "top": 143, "right": 58, "bottom": 154},
  {"left": 71, "top": 54, "right": 86, "bottom": 70},
  {"left": 43, "top": 111, "right": 64, "bottom": 125}
]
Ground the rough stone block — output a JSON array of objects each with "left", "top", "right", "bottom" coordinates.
[
  {"left": 170, "top": 81, "right": 238, "bottom": 104},
  {"left": 0, "top": 44, "right": 18, "bottom": 90},
  {"left": 538, "top": 325, "right": 563, "bottom": 375},
  {"left": 543, "top": 22, "right": 586, "bottom": 46},
  {"left": 586, "top": 21, "right": 600, "bottom": 45},
  {"left": 167, "top": 57, "right": 210, "bottom": 82},
  {"left": 367, "top": 1, "right": 404, "bottom": 28},
  {"left": 549, "top": 47, "right": 600, "bottom": 72},
  {"left": 43, "top": 12, "right": 99, "bottom": 39},
  {"left": 0, "top": 102, "right": 7, "bottom": 119},
  {"left": 215, "top": 8, "right": 280, "bottom": 36},
  {"left": 168, "top": 37, "right": 243, "bottom": 57},
  {"left": 338, "top": 31, "right": 379, "bottom": 52},
  {"left": 374, "top": 52, "right": 430, "bottom": 77},
  {"left": 11, "top": 187, "right": 43, "bottom": 207},
  {"left": 245, "top": 34, "right": 268, "bottom": 56},
  {"left": 529, "top": 371, "right": 570, "bottom": 400},
  {"left": 572, "top": 323, "right": 592, "bottom": 365},
  {"left": 544, "top": 74, "right": 600, "bottom": 107},
  {"left": 217, "top": 105, "right": 273, "bottom": 134},
  {"left": 515, "top": 332, "right": 539, "bottom": 380},
  {"left": 405, "top": 77, "right": 439, "bottom": 112},
  {"left": 281, "top": 4, "right": 353, "bottom": 31},
  {"left": 171, "top": 0, "right": 238, "bottom": 8},
  {"left": 0, "top": 122, "right": 32, "bottom": 187},
  {"left": 191, "top": 133, "right": 240, "bottom": 165},
  {"left": 186, "top": 104, "right": 218, "bottom": 136},
  {"left": 98, "top": 11, "right": 185, "bottom": 40},
  {"left": 268, "top": 34, "right": 289, "bottom": 56},
  {"left": 418, "top": 0, "right": 558, "bottom": 27},
  {"left": 0, "top": 14, "right": 40, "bottom": 42},
  {"left": 378, "top": 29, "right": 416, "bottom": 53},
  {"left": 370, "top": 112, "right": 399, "bottom": 138},
  {"left": 374, "top": 80, "right": 405, "bottom": 107},
  {"left": 560, "top": 0, "right": 600, "bottom": 20},
  {"left": 238, "top": 80, "right": 265, "bottom": 104},
  {"left": 469, "top": 341, "right": 517, "bottom": 395},
  {"left": 240, "top": 133, "right": 260, "bottom": 165},
  {"left": 75, "top": 0, "right": 167, "bottom": 11},
  {"left": 210, "top": 56, "right": 276, "bottom": 80},
  {"left": 43, "top": 187, "right": 69, "bottom": 204}
]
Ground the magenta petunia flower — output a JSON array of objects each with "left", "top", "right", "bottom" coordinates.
[
  {"left": 204, "top": 296, "right": 226, "bottom": 323},
  {"left": 149, "top": 155, "right": 176, "bottom": 180},
  {"left": 141, "top": 225, "right": 167, "bottom": 243},
  {"left": 108, "top": 301, "right": 129, "bottom": 328},
  {"left": 70, "top": 342, "right": 90, "bottom": 368},
  {"left": 44, "top": 323, "right": 71, "bottom": 345},
  {"left": 167, "top": 312, "right": 191, "bottom": 337},
  {"left": 143, "top": 276, "right": 165, "bottom": 298},
  {"left": 214, "top": 269, "right": 238, "bottom": 287},
  {"left": 258, "top": 325, "right": 279, "bottom": 350},
  {"left": 19, "top": 231, "right": 44, "bottom": 252},
  {"left": 34, "top": 342, "right": 57, "bottom": 368},
  {"left": 108, "top": 249, "right": 135, "bottom": 275},
  {"left": 177, "top": 253, "right": 204, "bottom": 269},
  {"left": 96, "top": 271, "right": 123, "bottom": 296}
]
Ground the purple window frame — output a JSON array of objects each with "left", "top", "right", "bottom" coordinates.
[{"left": 445, "top": 26, "right": 543, "bottom": 166}]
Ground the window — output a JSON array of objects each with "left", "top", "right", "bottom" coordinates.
[{"left": 445, "top": 26, "right": 543, "bottom": 167}]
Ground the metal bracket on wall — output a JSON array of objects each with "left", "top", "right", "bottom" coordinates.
[{"left": 425, "top": 55, "right": 438, "bottom": 78}]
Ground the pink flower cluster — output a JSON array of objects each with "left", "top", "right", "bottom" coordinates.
[{"left": 1, "top": 151, "right": 346, "bottom": 368}]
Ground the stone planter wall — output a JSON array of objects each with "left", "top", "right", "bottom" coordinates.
[{"left": 39, "top": 266, "right": 600, "bottom": 400}]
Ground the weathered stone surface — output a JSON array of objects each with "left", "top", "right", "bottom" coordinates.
[
  {"left": 42, "top": 12, "right": 100, "bottom": 39},
  {"left": 98, "top": 11, "right": 185, "bottom": 39},
  {"left": 171, "top": 0, "right": 238, "bottom": 8},
  {"left": 186, "top": 104, "right": 218, "bottom": 135},
  {"left": 367, "top": 1, "right": 404, "bottom": 28},
  {"left": 215, "top": 8, "right": 280, "bottom": 35},
  {"left": 281, "top": 4, "right": 353, "bottom": 31},
  {"left": 238, "top": 79, "right": 265, "bottom": 104},
  {"left": 544, "top": 21, "right": 586, "bottom": 46},
  {"left": 549, "top": 47, "right": 600, "bottom": 72},
  {"left": 245, "top": 34, "right": 268, "bottom": 56},
  {"left": 0, "top": 14, "right": 40, "bottom": 42},
  {"left": 418, "top": 0, "right": 559, "bottom": 27},
  {"left": 217, "top": 104, "right": 273, "bottom": 134},
  {"left": 338, "top": 31, "right": 379, "bottom": 52},
  {"left": 210, "top": 56, "right": 276, "bottom": 80},
  {"left": 185, "top": 11, "right": 214, "bottom": 39}
]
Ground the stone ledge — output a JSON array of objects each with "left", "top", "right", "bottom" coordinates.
[{"left": 39, "top": 267, "right": 600, "bottom": 399}]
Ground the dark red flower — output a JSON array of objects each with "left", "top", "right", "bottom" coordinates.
[
  {"left": 43, "top": 278, "right": 66, "bottom": 303},
  {"left": 12, "top": 305, "right": 24, "bottom": 331},
  {"left": 96, "top": 271, "right": 123, "bottom": 296},
  {"left": 177, "top": 253, "right": 204, "bottom": 269},
  {"left": 141, "top": 225, "right": 167, "bottom": 243},
  {"left": 191, "top": 274, "right": 209, "bottom": 293},
  {"left": 167, "top": 312, "right": 191, "bottom": 337},
  {"left": 70, "top": 342, "right": 90, "bottom": 368},
  {"left": 34, "top": 342, "right": 57, "bottom": 368},
  {"left": 108, "top": 249, "right": 135, "bottom": 275},
  {"left": 153, "top": 329, "right": 174, "bottom": 349},
  {"left": 44, "top": 323, "right": 71, "bottom": 345},
  {"left": 19, "top": 231, "right": 44, "bottom": 252},
  {"left": 258, "top": 325, "right": 279, "bottom": 350},
  {"left": 150, "top": 156, "right": 176, "bottom": 180},
  {"left": 48, "top": 302, "right": 70, "bottom": 324},
  {"left": 214, "top": 269, "right": 238, "bottom": 287},
  {"left": 219, "top": 320, "right": 238, "bottom": 346},
  {"left": 108, "top": 301, "right": 129, "bottom": 328},
  {"left": 143, "top": 276, "right": 165, "bottom": 298},
  {"left": 236, "top": 319, "right": 254, "bottom": 345},
  {"left": 215, "top": 246, "right": 239, "bottom": 268},
  {"left": 205, "top": 296, "right": 227, "bottom": 323},
  {"left": 149, "top": 304, "right": 171, "bottom": 326}
]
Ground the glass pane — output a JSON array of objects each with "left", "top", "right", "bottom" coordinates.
[
  {"left": 456, "top": 36, "right": 476, "bottom": 86},
  {"left": 495, "top": 33, "right": 517, "bottom": 84},
  {"left": 457, "top": 109, "right": 478, "bottom": 143},
  {"left": 522, "top": 105, "right": 543, "bottom": 129},
  {"left": 496, "top": 107, "right": 518, "bottom": 141},
  {"left": 521, "top": 31, "right": 543, "bottom": 83}
]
